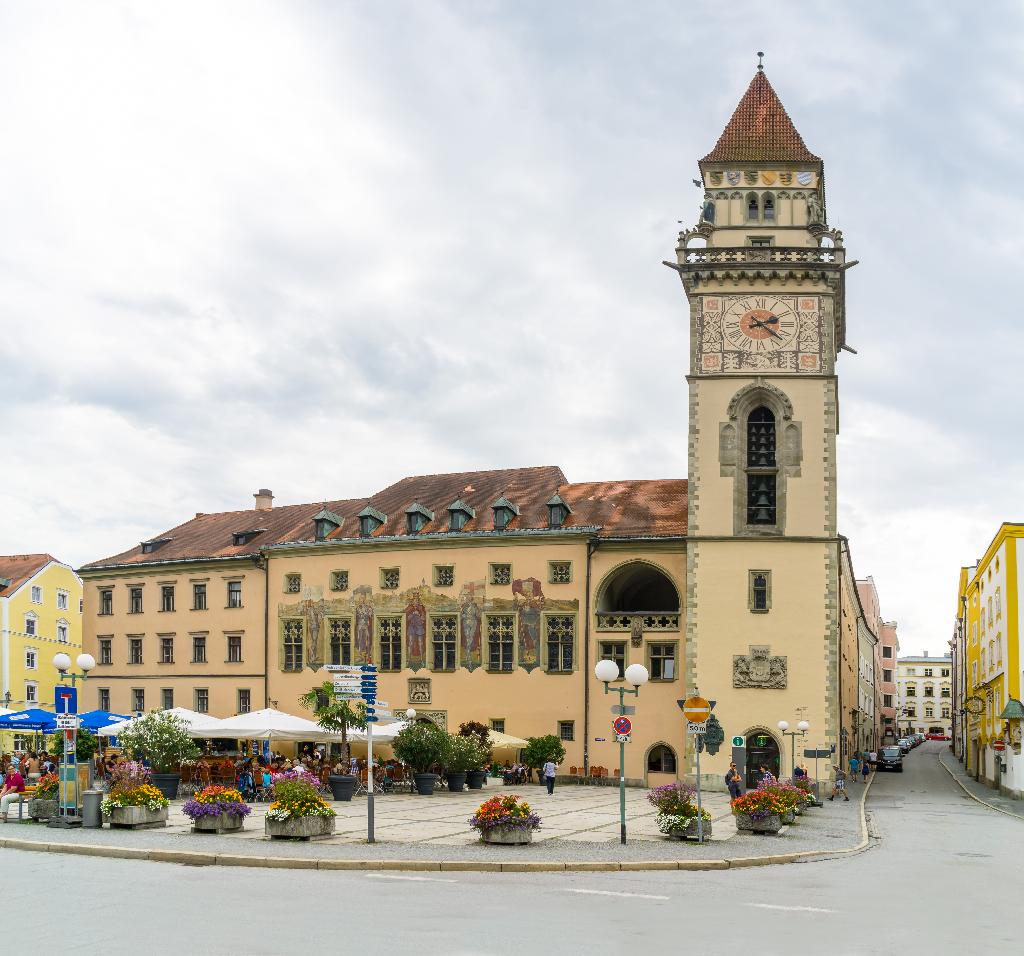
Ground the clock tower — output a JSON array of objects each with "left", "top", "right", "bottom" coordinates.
[{"left": 667, "top": 63, "right": 851, "bottom": 785}]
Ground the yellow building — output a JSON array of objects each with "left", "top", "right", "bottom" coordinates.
[
  {"left": 80, "top": 64, "right": 864, "bottom": 791},
  {"left": 956, "top": 524, "right": 1024, "bottom": 797},
  {"left": 1, "top": 554, "right": 83, "bottom": 744}
]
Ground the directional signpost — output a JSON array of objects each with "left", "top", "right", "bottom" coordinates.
[{"left": 361, "top": 666, "right": 378, "bottom": 843}]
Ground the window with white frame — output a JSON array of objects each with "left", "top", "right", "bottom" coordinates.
[
  {"left": 25, "top": 648, "right": 38, "bottom": 670},
  {"left": 31, "top": 585, "right": 42, "bottom": 604},
  {"left": 57, "top": 621, "right": 69, "bottom": 643},
  {"left": 24, "top": 612, "right": 37, "bottom": 636},
  {"left": 25, "top": 681, "right": 38, "bottom": 703},
  {"left": 57, "top": 589, "right": 69, "bottom": 610}
]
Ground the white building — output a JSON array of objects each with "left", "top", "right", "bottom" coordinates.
[{"left": 897, "top": 652, "right": 952, "bottom": 737}]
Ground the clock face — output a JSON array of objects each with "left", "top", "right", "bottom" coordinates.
[{"left": 722, "top": 296, "right": 799, "bottom": 353}]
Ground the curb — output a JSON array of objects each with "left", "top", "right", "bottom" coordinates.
[
  {"left": 0, "top": 784, "right": 873, "bottom": 873},
  {"left": 938, "top": 756, "right": 1024, "bottom": 822}
]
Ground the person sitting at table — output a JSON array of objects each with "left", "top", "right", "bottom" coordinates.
[{"left": 0, "top": 765, "right": 27, "bottom": 822}]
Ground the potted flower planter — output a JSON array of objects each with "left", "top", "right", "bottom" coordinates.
[
  {"left": 28, "top": 799, "right": 59, "bottom": 822},
  {"left": 466, "top": 770, "right": 488, "bottom": 790},
  {"left": 782, "top": 808, "right": 796, "bottom": 824},
  {"left": 327, "top": 775, "right": 357, "bottom": 802},
  {"left": 668, "top": 818, "right": 713, "bottom": 841},
  {"left": 481, "top": 825, "right": 533, "bottom": 845},
  {"left": 151, "top": 773, "right": 181, "bottom": 800},
  {"left": 446, "top": 772, "right": 467, "bottom": 793},
  {"left": 193, "top": 811, "right": 245, "bottom": 834},
  {"left": 265, "top": 815, "right": 336, "bottom": 840},
  {"left": 414, "top": 773, "right": 439, "bottom": 795},
  {"left": 751, "top": 813, "right": 783, "bottom": 834},
  {"left": 735, "top": 813, "right": 754, "bottom": 831},
  {"left": 108, "top": 805, "right": 169, "bottom": 829}
]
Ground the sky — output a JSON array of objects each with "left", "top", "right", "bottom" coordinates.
[{"left": 1, "top": 1, "right": 1022, "bottom": 656}]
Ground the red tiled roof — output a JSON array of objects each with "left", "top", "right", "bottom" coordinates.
[
  {"left": 701, "top": 70, "right": 820, "bottom": 165},
  {"left": 80, "top": 468, "right": 688, "bottom": 570},
  {"left": 0, "top": 554, "right": 57, "bottom": 596}
]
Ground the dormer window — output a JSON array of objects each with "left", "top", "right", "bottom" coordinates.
[
  {"left": 358, "top": 506, "right": 387, "bottom": 537},
  {"left": 491, "top": 496, "right": 519, "bottom": 531},
  {"left": 405, "top": 502, "right": 435, "bottom": 535},
  {"left": 546, "top": 493, "right": 571, "bottom": 529},
  {"left": 447, "top": 499, "right": 475, "bottom": 532},
  {"left": 311, "top": 507, "right": 343, "bottom": 542},
  {"left": 141, "top": 537, "right": 172, "bottom": 554},
  {"left": 232, "top": 529, "right": 266, "bottom": 547}
]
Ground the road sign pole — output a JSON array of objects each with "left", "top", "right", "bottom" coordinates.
[
  {"left": 367, "top": 716, "right": 375, "bottom": 844},
  {"left": 695, "top": 735, "right": 703, "bottom": 844}
]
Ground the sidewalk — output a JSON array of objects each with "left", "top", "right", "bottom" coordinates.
[
  {"left": 0, "top": 779, "right": 866, "bottom": 868},
  {"left": 938, "top": 753, "right": 1024, "bottom": 821}
]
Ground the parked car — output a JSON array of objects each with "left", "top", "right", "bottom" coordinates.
[
  {"left": 876, "top": 746, "right": 904, "bottom": 772},
  {"left": 926, "top": 733, "right": 951, "bottom": 741},
  {"left": 897, "top": 738, "right": 912, "bottom": 754}
]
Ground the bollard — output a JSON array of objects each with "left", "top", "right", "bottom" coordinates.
[{"left": 81, "top": 789, "right": 103, "bottom": 828}]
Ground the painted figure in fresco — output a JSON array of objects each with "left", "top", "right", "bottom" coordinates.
[
  {"left": 458, "top": 582, "right": 483, "bottom": 672},
  {"left": 405, "top": 588, "right": 427, "bottom": 672},
  {"left": 353, "top": 586, "right": 374, "bottom": 664},
  {"left": 512, "top": 577, "right": 545, "bottom": 673},
  {"left": 301, "top": 588, "right": 327, "bottom": 669}
]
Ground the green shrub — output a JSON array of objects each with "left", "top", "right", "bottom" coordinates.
[
  {"left": 392, "top": 721, "right": 447, "bottom": 773},
  {"left": 522, "top": 735, "right": 566, "bottom": 771}
]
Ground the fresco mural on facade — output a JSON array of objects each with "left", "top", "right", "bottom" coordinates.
[
  {"left": 405, "top": 587, "right": 427, "bottom": 672},
  {"left": 459, "top": 581, "right": 484, "bottom": 672},
  {"left": 512, "top": 577, "right": 544, "bottom": 673},
  {"left": 278, "top": 578, "right": 577, "bottom": 673}
]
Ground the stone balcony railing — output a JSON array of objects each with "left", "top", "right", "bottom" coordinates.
[
  {"left": 673, "top": 245, "right": 845, "bottom": 268},
  {"left": 596, "top": 612, "right": 680, "bottom": 631}
]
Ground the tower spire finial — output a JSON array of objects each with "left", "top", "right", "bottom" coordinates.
[{"left": 757, "top": 51, "right": 764, "bottom": 72}]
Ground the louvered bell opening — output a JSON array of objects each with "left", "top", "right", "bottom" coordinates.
[
  {"left": 747, "top": 407, "right": 776, "bottom": 466},
  {"left": 747, "top": 474, "right": 777, "bottom": 525}
]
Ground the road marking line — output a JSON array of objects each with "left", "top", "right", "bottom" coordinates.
[
  {"left": 564, "top": 888, "right": 669, "bottom": 901},
  {"left": 366, "top": 874, "right": 457, "bottom": 883},
  {"left": 746, "top": 903, "right": 836, "bottom": 914}
]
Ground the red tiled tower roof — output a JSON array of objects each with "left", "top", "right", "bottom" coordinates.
[{"left": 701, "top": 69, "right": 820, "bottom": 165}]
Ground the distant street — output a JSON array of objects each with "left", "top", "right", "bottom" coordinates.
[{"left": 7, "top": 742, "right": 1023, "bottom": 955}]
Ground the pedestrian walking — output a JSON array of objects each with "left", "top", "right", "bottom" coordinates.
[
  {"left": 829, "top": 765, "right": 850, "bottom": 801},
  {"left": 543, "top": 758, "right": 557, "bottom": 794},
  {"left": 861, "top": 758, "right": 870, "bottom": 783},
  {"left": 725, "top": 763, "right": 743, "bottom": 799},
  {"left": 849, "top": 754, "right": 860, "bottom": 781}
]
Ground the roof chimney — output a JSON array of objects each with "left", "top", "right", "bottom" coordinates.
[{"left": 254, "top": 488, "right": 274, "bottom": 511}]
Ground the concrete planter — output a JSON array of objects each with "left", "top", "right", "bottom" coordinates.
[
  {"left": 667, "top": 818, "right": 713, "bottom": 841},
  {"left": 28, "top": 798, "right": 59, "bottom": 822},
  {"left": 735, "top": 813, "right": 783, "bottom": 834},
  {"left": 193, "top": 811, "right": 245, "bottom": 834},
  {"left": 782, "top": 808, "right": 797, "bottom": 824},
  {"left": 480, "top": 826, "right": 534, "bottom": 845},
  {"left": 265, "top": 815, "right": 336, "bottom": 840},
  {"left": 108, "top": 805, "right": 168, "bottom": 829}
]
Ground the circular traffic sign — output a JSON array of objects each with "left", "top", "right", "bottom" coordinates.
[
  {"left": 613, "top": 716, "right": 632, "bottom": 735},
  {"left": 683, "top": 695, "right": 711, "bottom": 723},
  {"left": 732, "top": 736, "right": 744, "bottom": 748}
]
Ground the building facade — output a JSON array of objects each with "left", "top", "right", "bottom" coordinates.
[
  {"left": 897, "top": 653, "right": 952, "bottom": 738},
  {"left": 80, "top": 65, "right": 875, "bottom": 791},
  {"left": 0, "top": 554, "right": 83, "bottom": 743}
]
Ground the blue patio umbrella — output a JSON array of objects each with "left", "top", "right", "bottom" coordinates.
[
  {"left": 78, "top": 710, "right": 132, "bottom": 733},
  {"left": 0, "top": 708, "right": 59, "bottom": 732}
]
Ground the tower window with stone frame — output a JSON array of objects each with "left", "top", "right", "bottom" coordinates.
[
  {"left": 748, "top": 570, "right": 771, "bottom": 613},
  {"left": 746, "top": 407, "right": 778, "bottom": 526}
]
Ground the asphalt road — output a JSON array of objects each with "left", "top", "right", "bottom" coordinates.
[{"left": 7, "top": 742, "right": 1022, "bottom": 955}]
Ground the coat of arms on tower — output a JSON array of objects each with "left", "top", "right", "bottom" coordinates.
[{"left": 733, "top": 645, "right": 787, "bottom": 689}]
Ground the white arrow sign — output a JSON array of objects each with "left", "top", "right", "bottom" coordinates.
[{"left": 372, "top": 700, "right": 389, "bottom": 708}]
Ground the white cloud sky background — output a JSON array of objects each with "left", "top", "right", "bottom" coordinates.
[{"left": 2, "top": 1, "right": 1022, "bottom": 655}]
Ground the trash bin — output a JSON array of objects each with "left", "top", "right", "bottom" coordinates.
[{"left": 82, "top": 790, "right": 103, "bottom": 828}]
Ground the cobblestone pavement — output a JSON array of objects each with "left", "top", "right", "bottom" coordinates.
[{"left": 0, "top": 778, "right": 865, "bottom": 862}]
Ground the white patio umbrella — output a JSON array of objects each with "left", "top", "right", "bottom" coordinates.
[
  {"left": 347, "top": 719, "right": 411, "bottom": 742},
  {"left": 186, "top": 707, "right": 346, "bottom": 742},
  {"left": 96, "top": 707, "right": 221, "bottom": 737}
]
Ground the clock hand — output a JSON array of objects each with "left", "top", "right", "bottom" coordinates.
[{"left": 748, "top": 317, "right": 784, "bottom": 339}]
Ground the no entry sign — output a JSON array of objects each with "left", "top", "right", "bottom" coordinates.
[
  {"left": 613, "top": 716, "right": 632, "bottom": 736},
  {"left": 682, "top": 696, "right": 711, "bottom": 723}
]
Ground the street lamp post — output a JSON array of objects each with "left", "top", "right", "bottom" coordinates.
[
  {"left": 595, "top": 659, "right": 649, "bottom": 845},
  {"left": 777, "top": 719, "right": 810, "bottom": 781},
  {"left": 51, "top": 652, "right": 96, "bottom": 828}
]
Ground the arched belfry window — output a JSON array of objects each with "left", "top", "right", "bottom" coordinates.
[
  {"left": 746, "top": 192, "right": 760, "bottom": 222},
  {"left": 746, "top": 407, "right": 777, "bottom": 526},
  {"left": 762, "top": 193, "right": 775, "bottom": 222}
]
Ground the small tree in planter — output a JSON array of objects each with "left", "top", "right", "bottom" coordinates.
[
  {"left": 469, "top": 793, "right": 541, "bottom": 845},
  {"left": 522, "top": 735, "right": 566, "bottom": 784},
  {"left": 298, "top": 681, "right": 366, "bottom": 801},
  {"left": 393, "top": 721, "right": 447, "bottom": 795},
  {"left": 101, "top": 761, "right": 170, "bottom": 828},
  {"left": 28, "top": 772, "right": 59, "bottom": 821},
  {"left": 116, "top": 711, "right": 200, "bottom": 799},
  {"left": 458, "top": 722, "right": 493, "bottom": 789},
  {"left": 184, "top": 785, "right": 252, "bottom": 833},
  {"left": 265, "top": 775, "right": 336, "bottom": 840},
  {"left": 443, "top": 734, "right": 490, "bottom": 792},
  {"left": 646, "top": 782, "right": 712, "bottom": 840}
]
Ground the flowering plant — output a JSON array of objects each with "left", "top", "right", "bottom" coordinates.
[
  {"left": 469, "top": 794, "right": 541, "bottom": 834},
  {"left": 647, "top": 782, "right": 711, "bottom": 835},
  {"left": 730, "top": 787, "right": 788, "bottom": 822},
  {"left": 183, "top": 785, "right": 252, "bottom": 821},
  {"left": 33, "top": 773, "right": 59, "bottom": 800},
  {"left": 767, "top": 781, "right": 811, "bottom": 810},
  {"left": 272, "top": 768, "right": 321, "bottom": 788},
  {"left": 114, "top": 711, "right": 200, "bottom": 773},
  {"left": 265, "top": 776, "right": 335, "bottom": 822},
  {"left": 101, "top": 761, "right": 169, "bottom": 815}
]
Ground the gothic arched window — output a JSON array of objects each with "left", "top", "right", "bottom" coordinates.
[
  {"left": 746, "top": 406, "right": 777, "bottom": 525},
  {"left": 762, "top": 193, "right": 775, "bottom": 221},
  {"left": 746, "top": 192, "right": 760, "bottom": 221}
]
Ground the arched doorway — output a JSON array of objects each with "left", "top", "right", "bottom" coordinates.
[{"left": 745, "top": 729, "right": 781, "bottom": 789}]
